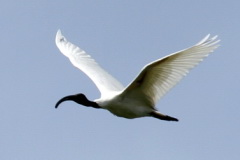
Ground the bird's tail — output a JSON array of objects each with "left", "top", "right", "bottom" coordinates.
[{"left": 150, "top": 111, "right": 179, "bottom": 121}]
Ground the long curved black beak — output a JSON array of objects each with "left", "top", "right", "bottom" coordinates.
[{"left": 55, "top": 95, "right": 74, "bottom": 109}]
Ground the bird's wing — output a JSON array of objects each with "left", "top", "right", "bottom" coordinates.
[
  {"left": 55, "top": 30, "right": 124, "bottom": 97},
  {"left": 122, "top": 35, "right": 220, "bottom": 107}
]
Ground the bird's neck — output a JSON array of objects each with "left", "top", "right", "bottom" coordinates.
[{"left": 85, "top": 101, "right": 101, "bottom": 109}]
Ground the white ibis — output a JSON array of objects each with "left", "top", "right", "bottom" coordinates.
[{"left": 55, "top": 30, "right": 219, "bottom": 121}]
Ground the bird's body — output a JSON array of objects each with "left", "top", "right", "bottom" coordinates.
[
  {"left": 55, "top": 30, "right": 220, "bottom": 121},
  {"left": 95, "top": 91, "right": 153, "bottom": 119}
]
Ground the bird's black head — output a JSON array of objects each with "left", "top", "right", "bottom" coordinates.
[{"left": 55, "top": 93, "right": 100, "bottom": 109}]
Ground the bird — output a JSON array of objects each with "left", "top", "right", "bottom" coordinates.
[{"left": 55, "top": 30, "right": 220, "bottom": 121}]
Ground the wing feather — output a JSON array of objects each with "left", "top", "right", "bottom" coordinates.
[
  {"left": 123, "top": 35, "right": 220, "bottom": 106},
  {"left": 55, "top": 30, "right": 124, "bottom": 97}
]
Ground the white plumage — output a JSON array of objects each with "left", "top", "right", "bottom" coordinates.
[{"left": 55, "top": 30, "right": 220, "bottom": 121}]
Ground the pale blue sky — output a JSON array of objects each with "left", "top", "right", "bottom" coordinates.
[{"left": 1, "top": 0, "right": 239, "bottom": 159}]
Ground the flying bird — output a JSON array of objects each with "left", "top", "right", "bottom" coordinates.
[{"left": 55, "top": 30, "right": 219, "bottom": 121}]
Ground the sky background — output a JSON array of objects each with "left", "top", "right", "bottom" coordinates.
[{"left": 1, "top": 0, "right": 239, "bottom": 159}]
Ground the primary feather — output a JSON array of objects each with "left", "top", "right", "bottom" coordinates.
[
  {"left": 55, "top": 30, "right": 124, "bottom": 98},
  {"left": 123, "top": 35, "right": 220, "bottom": 106}
]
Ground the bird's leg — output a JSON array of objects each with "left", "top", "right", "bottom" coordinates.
[{"left": 150, "top": 111, "right": 179, "bottom": 121}]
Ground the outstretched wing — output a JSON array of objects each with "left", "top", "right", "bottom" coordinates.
[
  {"left": 123, "top": 35, "right": 220, "bottom": 106},
  {"left": 55, "top": 30, "right": 124, "bottom": 97}
]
